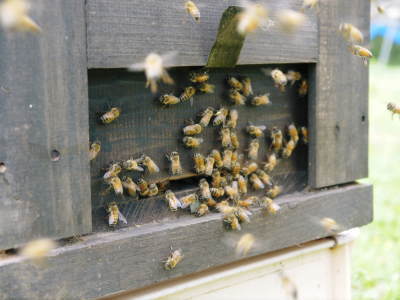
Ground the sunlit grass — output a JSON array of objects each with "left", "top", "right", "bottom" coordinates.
[{"left": 352, "top": 62, "right": 400, "bottom": 300}]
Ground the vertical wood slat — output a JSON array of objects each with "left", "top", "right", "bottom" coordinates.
[
  {"left": 309, "top": 0, "right": 370, "bottom": 188},
  {"left": 0, "top": 0, "right": 91, "bottom": 249}
]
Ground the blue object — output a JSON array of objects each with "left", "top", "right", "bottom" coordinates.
[{"left": 371, "top": 23, "right": 400, "bottom": 44}]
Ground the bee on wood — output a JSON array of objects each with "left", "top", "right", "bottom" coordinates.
[
  {"left": 282, "top": 139, "right": 296, "bottom": 158},
  {"left": 196, "top": 203, "right": 209, "bottom": 217},
  {"left": 199, "top": 107, "right": 214, "bottom": 127},
  {"left": 223, "top": 149, "right": 233, "bottom": 170},
  {"left": 276, "top": 9, "right": 306, "bottom": 34},
  {"left": 213, "top": 107, "right": 229, "bottom": 126},
  {"left": 229, "top": 89, "right": 246, "bottom": 105},
  {"left": 236, "top": 233, "right": 255, "bottom": 256},
  {"left": 388, "top": 102, "right": 400, "bottom": 118},
  {"left": 238, "top": 175, "right": 248, "bottom": 194},
  {"left": 271, "top": 127, "right": 283, "bottom": 152},
  {"left": 107, "top": 202, "right": 127, "bottom": 226},
  {"left": 128, "top": 52, "right": 176, "bottom": 94},
  {"left": 89, "top": 141, "right": 101, "bottom": 161},
  {"left": 251, "top": 93, "right": 271, "bottom": 106},
  {"left": 230, "top": 130, "right": 240, "bottom": 149},
  {"left": 183, "top": 136, "right": 203, "bottom": 148},
  {"left": 138, "top": 178, "right": 150, "bottom": 197},
  {"left": 180, "top": 193, "right": 198, "bottom": 209},
  {"left": 226, "top": 109, "right": 238, "bottom": 129},
  {"left": 122, "top": 158, "right": 144, "bottom": 172},
  {"left": 237, "top": 1, "right": 269, "bottom": 35},
  {"left": 0, "top": 0, "right": 41, "bottom": 33},
  {"left": 164, "top": 248, "right": 184, "bottom": 270},
  {"left": 193, "top": 153, "right": 206, "bottom": 174},
  {"left": 264, "top": 153, "right": 278, "bottom": 172},
  {"left": 211, "top": 169, "right": 222, "bottom": 188},
  {"left": 180, "top": 86, "right": 196, "bottom": 102},
  {"left": 166, "top": 152, "right": 183, "bottom": 176},
  {"left": 265, "top": 68, "right": 288, "bottom": 92},
  {"left": 249, "top": 173, "right": 265, "bottom": 190},
  {"left": 339, "top": 23, "right": 364, "bottom": 44},
  {"left": 235, "top": 207, "right": 252, "bottom": 223},
  {"left": 239, "top": 196, "right": 257, "bottom": 208},
  {"left": 287, "top": 123, "right": 299, "bottom": 144},
  {"left": 227, "top": 76, "right": 243, "bottom": 90},
  {"left": 298, "top": 79, "right": 308, "bottom": 96},
  {"left": 224, "top": 214, "right": 241, "bottom": 231},
  {"left": 286, "top": 70, "right": 302, "bottom": 85},
  {"left": 241, "top": 77, "right": 253, "bottom": 97},
  {"left": 160, "top": 94, "right": 180, "bottom": 106},
  {"left": 141, "top": 155, "right": 160, "bottom": 173},
  {"left": 217, "top": 200, "right": 234, "bottom": 214},
  {"left": 101, "top": 107, "right": 121, "bottom": 124},
  {"left": 165, "top": 190, "right": 182, "bottom": 211},
  {"left": 246, "top": 124, "right": 266, "bottom": 137},
  {"left": 20, "top": 238, "right": 57, "bottom": 263},
  {"left": 248, "top": 139, "right": 259, "bottom": 161},
  {"left": 148, "top": 183, "right": 159, "bottom": 197},
  {"left": 231, "top": 161, "right": 241, "bottom": 178},
  {"left": 183, "top": 123, "right": 203, "bottom": 135},
  {"left": 204, "top": 156, "right": 215, "bottom": 176},
  {"left": 267, "top": 185, "right": 282, "bottom": 198},
  {"left": 231, "top": 150, "right": 240, "bottom": 164},
  {"left": 198, "top": 83, "right": 215, "bottom": 94},
  {"left": 210, "top": 149, "right": 223, "bottom": 168},
  {"left": 220, "top": 127, "right": 232, "bottom": 148},
  {"left": 210, "top": 187, "right": 225, "bottom": 198},
  {"left": 190, "top": 69, "right": 209, "bottom": 83},
  {"left": 300, "top": 126, "right": 308, "bottom": 144},
  {"left": 256, "top": 169, "right": 272, "bottom": 186},
  {"left": 241, "top": 161, "right": 258, "bottom": 176},
  {"left": 104, "top": 163, "right": 122, "bottom": 180},
  {"left": 320, "top": 217, "right": 340, "bottom": 234},
  {"left": 122, "top": 176, "right": 138, "bottom": 197},
  {"left": 261, "top": 197, "right": 281, "bottom": 214},
  {"left": 185, "top": 0, "right": 200, "bottom": 22},
  {"left": 349, "top": 45, "right": 373, "bottom": 65},
  {"left": 199, "top": 178, "right": 213, "bottom": 202}
]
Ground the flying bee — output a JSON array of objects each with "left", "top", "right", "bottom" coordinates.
[
  {"left": 238, "top": 175, "right": 248, "bottom": 194},
  {"left": 148, "top": 183, "right": 159, "bottom": 197},
  {"left": 235, "top": 207, "right": 252, "bottom": 223},
  {"left": 227, "top": 76, "right": 243, "bottom": 90},
  {"left": 377, "top": 5, "right": 385, "bottom": 14},
  {"left": 298, "top": 79, "right": 308, "bottom": 96},
  {"left": 226, "top": 109, "right": 239, "bottom": 129},
  {"left": 231, "top": 161, "right": 241, "bottom": 178},
  {"left": 0, "top": 0, "right": 41, "bottom": 33},
  {"left": 282, "top": 139, "right": 296, "bottom": 158},
  {"left": 239, "top": 196, "right": 257, "bottom": 207},
  {"left": 160, "top": 94, "right": 180, "bottom": 106},
  {"left": 164, "top": 248, "right": 184, "bottom": 270},
  {"left": 180, "top": 193, "right": 198, "bottom": 209},
  {"left": 223, "top": 149, "right": 233, "bottom": 170},
  {"left": 287, "top": 123, "right": 299, "bottom": 144},
  {"left": 271, "top": 127, "right": 283, "bottom": 152},
  {"left": 166, "top": 151, "right": 183, "bottom": 176},
  {"left": 183, "top": 136, "right": 203, "bottom": 148},
  {"left": 349, "top": 45, "right": 373, "bottom": 65},
  {"left": 249, "top": 173, "right": 265, "bottom": 190},
  {"left": 225, "top": 181, "right": 240, "bottom": 201},
  {"left": 141, "top": 155, "right": 160, "bottom": 173},
  {"left": 107, "top": 202, "right": 127, "bottom": 226},
  {"left": 388, "top": 102, "right": 400, "bottom": 118},
  {"left": 220, "top": 127, "right": 232, "bottom": 148},
  {"left": 260, "top": 196, "right": 280, "bottom": 214},
  {"left": 246, "top": 124, "right": 266, "bottom": 137},
  {"left": 320, "top": 217, "right": 340, "bottom": 234},
  {"left": 211, "top": 149, "right": 223, "bottom": 168},
  {"left": 196, "top": 203, "right": 209, "bottom": 217},
  {"left": 89, "top": 141, "right": 101, "bottom": 161},
  {"left": 20, "top": 238, "right": 57, "bottom": 263},
  {"left": 213, "top": 107, "right": 229, "bottom": 126},
  {"left": 210, "top": 187, "right": 225, "bottom": 198},
  {"left": 180, "top": 86, "right": 196, "bottom": 102},
  {"left": 211, "top": 169, "right": 222, "bottom": 188},
  {"left": 165, "top": 190, "right": 182, "bottom": 211},
  {"left": 230, "top": 130, "right": 240, "bottom": 149},
  {"left": 229, "top": 89, "right": 246, "bottom": 105},
  {"left": 193, "top": 153, "right": 206, "bottom": 174},
  {"left": 241, "top": 77, "right": 253, "bottom": 97},
  {"left": 185, "top": 0, "right": 200, "bottom": 22},
  {"left": 248, "top": 139, "right": 259, "bottom": 161},
  {"left": 300, "top": 126, "right": 308, "bottom": 144},
  {"left": 122, "top": 158, "right": 144, "bottom": 172},
  {"left": 122, "top": 176, "right": 138, "bottom": 197},
  {"left": 190, "top": 69, "right": 209, "bottom": 83},
  {"left": 199, "top": 107, "right": 214, "bottom": 127},
  {"left": 276, "top": 9, "right": 306, "bottom": 34},
  {"left": 198, "top": 83, "right": 215, "bottom": 94},
  {"left": 224, "top": 214, "right": 241, "bottom": 231},
  {"left": 236, "top": 233, "right": 255, "bottom": 256},
  {"left": 138, "top": 178, "right": 150, "bottom": 197},
  {"left": 241, "top": 161, "right": 258, "bottom": 176},
  {"left": 256, "top": 169, "right": 272, "bottom": 186},
  {"left": 107, "top": 176, "right": 123, "bottom": 196},
  {"left": 279, "top": 271, "right": 298, "bottom": 300},
  {"left": 267, "top": 185, "right": 282, "bottom": 198},
  {"left": 302, "top": 0, "right": 318, "bottom": 10},
  {"left": 251, "top": 93, "right": 271, "bottom": 106},
  {"left": 286, "top": 70, "right": 302, "bottom": 85},
  {"left": 183, "top": 123, "right": 203, "bottom": 135},
  {"left": 339, "top": 23, "right": 364, "bottom": 44},
  {"left": 199, "top": 178, "right": 213, "bottom": 201},
  {"left": 264, "top": 153, "right": 278, "bottom": 172},
  {"left": 101, "top": 107, "right": 121, "bottom": 124},
  {"left": 103, "top": 163, "right": 122, "bottom": 180},
  {"left": 237, "top": 1, "right": 269, "bottom": 35},
  {"left": 204, "top": 156, "right": 215, "bottom": 176}
]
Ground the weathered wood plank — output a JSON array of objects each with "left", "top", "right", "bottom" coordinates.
[
  {"left": 0, "top": 184, "right": 372, "bottom": 299},
  {"left": 0, "top": 0, "right": 91, "bottom": 250},
  {"left": 309, "top": 0, "right": 370, "bottom": 187},
  {"left": 86, "top": 0, "right": 318, "bottom": 68}
]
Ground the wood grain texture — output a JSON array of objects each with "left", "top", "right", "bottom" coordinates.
[
  {"left": 0, "top": 183, "right": 372, "bottom": 299},
  {"left": 86, "top": 0, "right": 318, "bottom": 68},
  {"left": 309, "top": 0, "right": 370, "bottom": 188},
  {"left": 88, "top": 65, "right": 308, "bottom": 230},
  {"left": 0, "top": 0, "right": 91, "bottom": 250}
]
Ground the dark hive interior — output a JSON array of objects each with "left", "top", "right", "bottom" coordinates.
[{"left": 89, "top": 64, "right": 309, "bottom": 231}]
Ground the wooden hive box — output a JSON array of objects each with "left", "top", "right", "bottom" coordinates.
[{"left": 0, "top": 0, "right": 372, "bottom": 298}]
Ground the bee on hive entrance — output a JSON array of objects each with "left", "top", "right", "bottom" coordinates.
[
  {"left": 251, "top": 93, "right": 271, "bottom": 106},
  {"left": 165, "top": 190, "right": 182, "bottom": 211},
  {"left": 246, "top": 124, "right": 266, "bottom": 137},
  {"left": 241, "top": 77, "right": 253, "bottom": 97},
  {"left": 180, "top": 86, "right": 196, "bottom": 102},
  {"left": 141, "top": 155, "right": 160, "bottom": 174},
  {"left": 164, "top": 248, "right": 184, "bottom": 270},
  {"left": 236, "top": 1, "right": 270, "bottom": 35},
  {"left": 167, "top": 152, "right": 183, "bottom": 176},
  {"left": 193, "top": 153, "right": 206, "bottom": 174},
  {"left": 276, "top": 9, "right": 306, "bottom": 34},
  {"left": 107, "top": 202, "right": 127, "bottom": 226},
  {"left": 185, "top": 1, "right": 200, "bottom": 22},
  {"left": 89, "top": 141, "right": 101, "bottom": 161},
  {"left": 122, "top": 158, "right": 144, "bottom": 172},
  {"left": 339, "top": 23, "right": 364, "bottom": 44},
  {"left": 100, "top": 107, "right": 121, "bottom": 124},
  {"left": 226, "top": 109, "right": 239, "bottom": 129},
  {"left": 190, "top": 69, "right": 209, "bottom": 83},
  {"left": 264, "top": 153, "right": 278, "bottom": 172},
  {"left": 199, "top": 107, "right": 214, "bottom": 127},
  {"left": 122, "top": 176, "right": 138, "bottom": 197},
  {"left": 213, "top": 107, "right": 229, "bottom": 126},
  {"left": 298, "top": 80, "right": 308, "bottom": 96},
  {"left": 183, "top": 136, "right": 203, "bottom": 148},
  {"left": 103, "top": 163, "right": 122, "bottom": 180}
]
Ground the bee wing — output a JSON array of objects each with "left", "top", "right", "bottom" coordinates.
[
  {"left": 161, "top": 51, "right": 179, "bottom": 68},
  {"left": 118, "top": 212, "right": 128, "bottom": 224},
  {"left": 127, "top": 62, "right": 146, "bottom": 72}
]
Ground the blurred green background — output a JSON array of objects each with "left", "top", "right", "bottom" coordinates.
[{"left": 352, "top": 62, "right": 400, "bottom": 299}]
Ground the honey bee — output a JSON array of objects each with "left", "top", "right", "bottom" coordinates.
[
  {"left": 185, "top": 0, "right": 200, "bottom": 22},
  {"left": 211, "top": 149, "right": 223, "bottom": 168},
  {"left": 89, "top": 141, "right": 101, "bottom": 161},
  {"left": 300, "top": 126, "right": 308, "bottom": 144},
  {"left": 180, "top": 193, "right": 198, "bottom": 209},
  {"left": 229, "top": 89, "right": 246, "bottom": 105},
  {"left": 387, "top": 102, "right": 400, "bottom": 118},
  {"left": 377, "top": 5, "right": 385, "bottom": 14},
  {"left": 236, "top": 233, "right": 255, "bottom": 256},
  {"left": 104, "top": 163, "right": 122, "bottom": 180},
  {"left": 223, "top": 149, "right": 233, "bottom": 170},
  {"left": 122, "top": 176, "right": 138, "bottom": 197},
  {"left": 241, "top": 77, "right": 253, "bottom": 97},
  {"left": 193, "top": 153, "right": 206, "bottom": 174},
  {"left": 287, "top": 123, "right": 299, "bottom": 144},
  {"left": 164, "top": 248, "right": 184, "bottom": 270},
  {"left": 141, "top": 155, "right": 160, "bottom": 173},
  {"left": 190, "top": 69, "right": 209, "bottom": 83},
  {"left": 260, "top": 196, "right": 280, "bottom": 214},
  {"left": 320, "top": 217, "right": 340, "bottom": 233},
  {"left": 108, "top": 177, "right": 123, "bottom": 196},
  {"left": 138, "top": 178, "right": 150, "bottom": 197},
  {"left": 246, "top": 124, "right": 266, "bottom": 137},
  {"left": 231, "top": 161, "right": 241, "bottom": 178},
  {"left": 239, "top": 196, "right": 257, "bottom": 207},
  {"left": 20, "top": 238, "right": 57, "bottom": 262},
  {"left": 148, "top": 183, "right": 159, "bottom": 197},
  {"left": 204, "top": 156, "right": 215, "bottom": 176},
  {"left": 107, "top": 202, "right": 127, "bottom": 226},
  {"left": 286, "top": 70, "right": 302, "bottom": 85},
  {"left": 256, "top": 169, "right": 272, "bottom": 186},
  {"left": 230, "top": 130, "right": 240, "bottom": 149},
  {"left": 227, "top": 76, "right": 243, "bottom": 90},
  {"left": 199, "top": 178, "right": 213, "bottom": 201},
  {"left": 160, "top": 94, "right": 180, "bottom": 106},
  {"left": 180, "top": 86, "right": 196, "bottom": 102},
  {"left": 0, "top": 0, "right": 41, "bottom": 33},
  {"left": 183, "top": 123, "right": 203, "bottom": 135},
  {"left": 210, "top": 187, "right": 225, "bottom": 198},
  {"left": 238, "top": 175, "right": 248, "bottom": 194},
  {"left": 212, "top": 169, "right": 222, "bottom": 188},
  {"left": 231, "top": 150, "right": 240, "bottom": 164},
  {"left": 302, "top": 0, "right": 318, "bottom": 10},
  {"left": 196, "top": 203, "right": 209, "bottom": 217},
  {"left": 183, "top": 136, "right": 203, "bottom": 148},
  {"left": 220, "top": 127, "right": 232, "bottom": 148},
  {"left": 264, "top": 153, "right": 278, "bottom": 172},
  {"left": 206, "top": 197, "right": 217, "bottom": 208},
  {"left": 241, "top": 161, "right": 258, "bottom": 176},
  {"left": 349, "top": 45, "right": 373, "bottom": 65},
  {"left": 249, "top": 173, "right": 265, "bottom": 190},
  {"left": 339, "top": 23, "right": 364, "bottom": 44},
  {"left": 101, "top": 107, "right": 121, "bottom": 124},
  {"left": 225, "top": 109, "right": 238, "bottom": 129},
  {"left": 265, "top": 68, "right": 287, "bottom": 92},
  {"left": 251, "top": 93, "right": 271, "bottom": 106},
  {"left": 122, "top": 158, "right": 144, "bottom": 172},
  {"left": 224, "top": 214, "right": 241, "bottom": 231},
  {"left": 271, "top": 127, "right": 283, "bottom": 152},
  {"left": 166, "top": 152, "right": 183, "bottom": 176},
  {"left": 213, "top": 107, "right": 229, "bottom": 126},
  {"left": 248, "top": 139, "right": 259, "bottom": 161},
  {"left": 282, "top": 139, "right": 296, "bottom": 158},
  {"left": 199, "top": 107, "right": 214, "bottom": 127},
  {"left": 198, "top": 83, "right": 215, "bottom": 94},
  {"left": 225, "top": 181, "right": 239, "bottom": 201},
  {"left": 276, "top": 9, "right": 306, "bottom": 33},
  {"left": 128, "top": 52, "right": 176, "bottom": 94},
  {"left": 235, "top": 207, "right": 252, "bottom": 223},
  {"left": 237, "top": 1, "right": 269, "bottom": 35},
  {"left": 165, "top": 190, "right": 182, "bottom": 211},
  {"left": 267, "top": 185, "right": 282, "bottom": 198}
]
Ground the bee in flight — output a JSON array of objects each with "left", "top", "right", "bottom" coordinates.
[
  {"left": 185, "top": 1, "right": 200, "bottom": 22},
  {"left": 276, "top": 9, "right": 306, "bottom": 34},
  {"left": 107, "top": 202, "right": 127, "bottom": 226},
  {"left": 339, "top": 23, "right": 364, "bottom": 44},
  {"left": 237, "top": 1, "right": 270, "bottom": 35}
]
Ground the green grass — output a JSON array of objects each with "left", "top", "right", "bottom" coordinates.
[{"left": 352, "top": 63, "right": 400, "bottom": 300}]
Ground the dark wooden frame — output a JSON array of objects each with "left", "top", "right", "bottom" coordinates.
[{"left": 0, "top": 0, "right": 371, "bottom": 298}]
